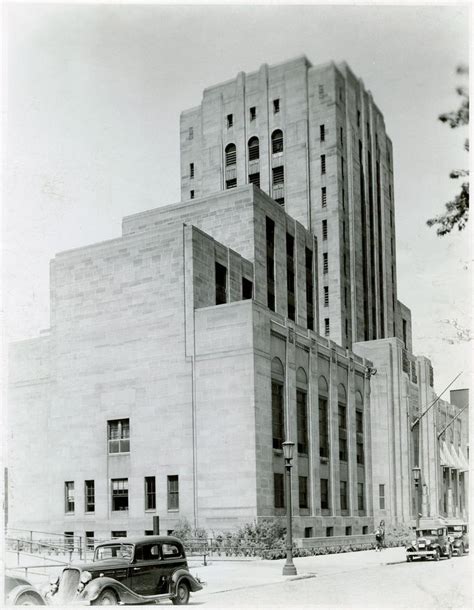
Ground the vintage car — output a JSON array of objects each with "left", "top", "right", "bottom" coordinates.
[
  {"left": 406, "top": 524, "right": 452, "bottom": 561},
  {"left": 447, "top": 523, "right": 469, "bottom": 556},
  {"left": 45, "top": 535, "right": 203, "bottom": 605},
  {"left": 5, "top": 574, "right": 46, "bottom": 605}
]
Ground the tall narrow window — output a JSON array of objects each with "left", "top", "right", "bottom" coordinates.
[
  {"left": 248, "top": 137, "right": 260, "bottom": 186},
  {"left": 271, "top": 129, "right": 283, "bottom": 154},
  {"left": 215, "top": 262, "right": 227, "bottom": 305},
  {"left": 85, "top": 531, "right": 95, "bottom": 550},
  {"left": 323, "top": 252, "right": 328, "bottom": 274},
  {"left": 189, "top": 162, "right": 194, "bottom": 179},
  {"left": 321, "top": 154, "right": 326, "bottom": 175},
  {"left": 320, "top": 124, "right": 325, "bottom": 142},
  {"left": 227, "top": 113, "right": 233, "bottom": 128},
  {"left": 320, "top": 478, "right": 329, "bottom": 510},
  {"left": 338, "top": 385, "right": 347, "bottom": 461},
  {"left": 272, "top": 381, "right": 284, "bottom": 450},
  {"left": 249, "top": 173, "right": 260, "bottom": 188},
  {"left": 225, "top": 143, "right": 236, "bottom": 166},
  {"left": 379, "top": 484, "right": 385, "bottom": 510},
  {"left": 266, "top": 217, "right": 275, "bottom": 311},
  {"left": 250, "top": 106, "right": 256, "bottom": 121},
  {"left": 324, "top": 318, "right": 330, "bottom": 336},
  {"left": 319, "top": 376, "right": 329, "bottom": 458},
  {"left": 111, "top": 478, "right": 128, "bottom": 511},
  {"left": 167, "top": 475, "right": 179, "bottom": 510},
  {"left": 299, "top": 477, "right": 309, "bottom": 509},
  {"left": 358, "top": 482, "right": 365, "bottom": 510},
  {"left": 324, "top": 285, "right": 329, "bottom": 307},
  {"left": 322, "top": 219, "right": 328, "bottom": 240},
  {"left": 85, "top": 480, "right": 95, "bottom": 513},
  {"left": 340, "top": 480, "right": 348, "bottom": 511},
  {"left": 242, "top": 277, "right": 253, "bottom": 300},
  {"left": 65, "top": 481, "right": 75, "bottom": 513},
  {"left": 274, "top": 473, "right": 284, "bottom": 508},
  {"left": 108, "top": 419, "right": 130, "bottom": 454},
  {"left": 190, "top": 190, "right": 195, "bottom": 200},
  {"left": 340, "top": 127, "right": 344, "bottom": 147},
  {"left": 145, "top": 476, "right": 156, "bottom": 511},
  {"left": 248, "top": 136, "right": 260, "bottom": 161},
  {"left": 273, "top": 99, "right": 280, "bottom": 114},
  {"left": 357, "top": 110, "right": 361, "bottom": 127},
  {"left": 356, "top": 391, "right": 364, "bottom": 465},
  {"left": 286, "top": 233, "right": 295, "bottom": 321},
  {"left": 305, "top": 248, "right": 314, "bottom": 330},
  {"left": 297, "top": 389, "right": 308, "bottom": 454},
  {"left": 321, "top": 187, "right": 327, "bottom": 207},
  {"left": 225, "top": 143, "right": 237, "bottom": 189}
]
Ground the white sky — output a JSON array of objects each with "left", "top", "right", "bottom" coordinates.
[{"left": 2, "top": 2, "right": 472, "bottom": 397}]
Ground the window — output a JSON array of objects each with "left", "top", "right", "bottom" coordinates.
[
  {"left": 225, "top": 143, "right": 236, "bottom": 167},
  {"left": 272, "top": 382, "right": 284, "bottom": 450},
  {"left": 305, "top": 247, "right": 314, "bottom": 330},
  {"left": 299, "top": 476, "right": 309, "bottom": 509},
  {"left": 357, "top": 440, "right": 364, "bottom": 465},
  {"left": 304, "top": 527, "right": 313, "bottom": 538},
  {"left": 145, "top": 530, "right": 154, "bottom": 536},
  {"left": 85, "top": 480, "right": 95, "bottom": 513},
  {"left": 338, "top": 403, "right": 347, "bottom": 461},
  {"left": 324, "top": 318, "right": 330, "bottom": 337},
  {"left": 145, "top": 476, "right": 156, "bottom": 511},
  {"left": 226, "top": 178, "right": 237, "bottom": 189},
  {"left": 342, "top": 188, "right": 345, "bottom": 210},
  {"left": 249, "top": 173, "right": 260, "bottom": 188},
  {"left": 64, "top": 532, "right": 74, "bottom": 550},
  {"left": 266, "top": 217, "right": 275, "bottom": 311},
  {"left": 272, "top": 166, "right": 284, "bottom": 185},
  {"left": 379, "top": 484, "right": 385, "bottom": 510},
  {"left": 190, "top": 190, "right": 195, "bottom": 200},
  {"left": 357, "top": 110, "right": 361, "bottom": 127},
  {"left": 227, "top": 113, "right": 233, "bottom": 128},
  {"left": 248, "top": 136, "right": 260, "bottom": 161},
  {"left": 326, "top": 527, "right": 333, "bottom": 537},
  {"left": 215, "top": 262, "right": 227, "bottom": 305},
  {"left": 250, "top": 106, "right": 256, "bottom": 121},
  {"left": 320, "top": 124, "right": 325, "bottom": 142},
  {"left": 242, "top": 277, "right": 253, "bottom": 300},
  {"left": 111, "top": 530, "right": 127, "bottom": 539},
  {"left": 274, "top": 473, "right": 284, "bottom": 508},
  {"left": 188, "top": 126, "right": 194, "bottom": 140},
  {"left": 273, "top": 98, "right": 280, "bottom": 114},
  {"left": 167, "top": 475, "right": 179, "bottom": 510},
  {"left": 108, "top": 419, "right": 130, "bottom": 454},
  {"left": 340, "top": 127, "right": 344, "bottom": 147},
  {"left": 85, "top": 531, "right": 94, "bottom": 550},
  {"left": 324, "top": 286, "right": 329, "bottom": 307},
  {"left": 319, "top": 379, "right": 329, "bottom": 459},
  {"left": 271, "top": 129, "right": 283, "bottom": 154},
  {"left": 358, "top": 482, "right": 365, "bottom": 511},
  {"left": 323, "top": 252, "right": 328, "bottom": 274},
  {"left": 297, "top": 390, "right": 308, "bottom": 454},
  {"left": 286, "top": 233, "right": 295, "bottom": 321},
  {"left": 65, "top": 481, "right": 74, "bottom": 513},
  {"left": 356, "top": 410, "right": 363, "bottom": 433},
  {"left": 320, "top": 478, "right": 329, "bottom": 510},
  {"left": 340, "top": 480, "right": 348, "bottom": 511},
  {"left": 111, "top": 478, "right": 128, "bottom": 511},
  {"left": 321, "top": 187, "right": 327, "bottom": 207},
  {"left": 362, "top": 526, "right": 369, "bottom": 535},
  {"left": 322, "top": 219, "right": 328, "bottom": 240},
  {"left": 321, "top": 154, "right": 326, "bottom": 175},
  {"left": 341, "top": 157, "right": 344, "bottom": 180},
  {"left": 346, "top": 526, "right": 352, "bottom": 536},
  {"left": 189, "top": 162, "right": 194, "bottom": 179}
]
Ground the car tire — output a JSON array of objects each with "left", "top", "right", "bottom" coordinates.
[
  {"left": 91, "top": 589, "right": 118, "bottom": 606},
  {"left": 458, "top": 545, "right": 464, "bottom": 556},
  {"left": 434, "top": 548, "right": 440, "bottom": 561},
  {"left": 15, "top": 593, "right": 44, "bottom": 606},
  {"left": 172, "top": 581, "right": 190, "bottom": 605},
  {"left": 406, "top": 556, "right": 413, "bottom": 562},
  {"left": 447, "top": 546, "right": 452, "bottom": 559}
]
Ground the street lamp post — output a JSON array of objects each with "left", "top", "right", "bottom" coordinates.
[
  {"left": 282, "top": 441, "right": 297, "bottom": 576},
  {"left": 412, "top": 466, "right": 421, "bottom": 533}
]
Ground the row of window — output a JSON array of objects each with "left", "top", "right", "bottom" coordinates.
[
  {"left": 215, "top": 261, "right": 253, "bottom": 305},
  {"left": 64, "top": 476, "right": 179, "bottom": 514},
  {"left": 225, "top": 99, "right": 280, "bottom": 129},
  {"left": 274, "top": 474, "right": 365, "bottom": 511}
]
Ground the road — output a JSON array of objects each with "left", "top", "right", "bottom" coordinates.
[{"left": 187, "top": 549, "right": 472, "bottom": 608}]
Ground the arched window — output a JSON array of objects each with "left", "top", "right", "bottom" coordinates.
[
  {"left": 272, "top": 129, "right": 284, "bottom": 154},
  {"left": 248, "top": 137, "right": 260, "bottom": 161},
  {"left": 296, "top": 368, "right": 308, "bottom": 455},
  {"left": 318, "top": 375, "right": 329, "bottom": 459},
  {"left": 338, "top": 383, "right": 347, "bottom": 462},
  {"left": 271, "top": 357, "right": 285, "bottom": 450},
  {"left": 225, "top": 143, "right": 237, "bottom": 167}
]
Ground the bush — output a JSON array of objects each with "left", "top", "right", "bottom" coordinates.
[{"left": 384, "top": 523, "right": 413, "bottom": 548}]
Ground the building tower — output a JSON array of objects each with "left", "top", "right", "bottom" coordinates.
[{"left": 180, "top": 56, "right": 401, "bottom": 350}]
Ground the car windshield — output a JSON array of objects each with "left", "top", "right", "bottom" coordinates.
[
  {"left": 94, "top": 543, "right": 134, "bottom": 562},
  {"left": 418, "top": 529, "right": 438, "bottom": 537},
  {"left": 448, "top": 526, "right": 463, "bottom": 532}
]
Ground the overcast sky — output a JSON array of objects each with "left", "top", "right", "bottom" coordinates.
[{"left": 3, "top": 3, "right": 471, "bottom": 397}]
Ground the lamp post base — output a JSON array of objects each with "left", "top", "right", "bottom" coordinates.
[{"left": 282, "top": 562, "right": 297, "bottom": 576}]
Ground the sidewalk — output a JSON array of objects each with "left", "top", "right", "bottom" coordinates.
[{"left": 188, "top": 547, "right": 407, "bottom": 595}]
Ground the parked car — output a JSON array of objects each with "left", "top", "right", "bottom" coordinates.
[
  {"left": 45, "top": 535, "right": 203, "bottom": 605},
  {"left": 447, "top": 523, "right": 469, "bottom": 556},
  {"left": 406, "top": 524, "right": 452, "bottom": 561},
  {"left": 5, "top": 574, "right": 46, "bottom": 605}
]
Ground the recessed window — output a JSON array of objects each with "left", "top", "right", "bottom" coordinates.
[
  {"left": 271, "top": 129, "right": 283, "bottom": 154},
  {"left": 188, "top": 126, "right": 194, "bottom": 140},
  {"left": 320, "top": 478, "right": 329, "bottom": 510},
  {"left": 273, "top": 166, "right": 284, "bottom": 186},
  {"left": 324, "top": 286, "right": 329, "bottom": 307},
  {"left": 65, "top": 481, "right": 74, "bottom": 513},
  {"left": 305, "top": 248, "right": 314, "bottom": 331},
  {"left": 358, "top": 482, "right": 365, "bottom": 511},
  {"left": 248, "top": 136, "right": 260, "bottom": 161},
  {"left": 340, "top": 480, "right": 348, "bottom": 511},
  {"left": 108, "top": 419, "right": 130, "bottom": 454},
  {"left": 322, "top": 219, "right": 328, "bottom": 240},
  {"left": 321, "top": 187, "right": 327, "bottom": 208},
  {"left": 286, "top": 233, "right": 295, "bottom": 321},
  {"left": 320, "top": 124, "right": 325, "bottom": 142},
  {"left": 319, "top": 390, "right": 329, "bottom": 459},
  {"left": 323, "top": 252, "right": 328, "bottom": 274},
  {"left": 272, "top": 381, "right": 284, "bottom": 450},
  {"left": 339, "top": 403, "right": 347, "bottom": 461},
  {"left": 324, "top": 318, "right": 330, "bottom": 337},
  {"left": 274, "top": 473, "right": 284, "bottom": 508},
  {"left": 227, "top": 113, "right": 233, "bottom": 128},
  {"left": 145, "top": 476, "right": 156, "bottom": 511},
  {"left": 326, "top": 526, "right": 333, "bottom": 537},
  {"left": 266, "top": 217, "right": 275, "bottom": 311},
  {"left": 64, "top": 532, "right": 74, "bottom": 550},
  {"left": 299, "top": 476, "right": 309, "bottom": 509},
  {"left": 321, "top": 154, "right": 326, "bottom": 175},
  {"left": 346, "top": 526, "right": 352, "bottom": 536},
  {"left": 250, "top": 106, "right": 256, "bottom": 121},
  {"left": 273, "top": 99, "right": 280, "bottom": 114},
  {"left": 340, "top": 127, "right": 344, "bottom": 147},
  {"left": 111, "top": 478, "right": 128, "bottom": 511},
  {"left": 85, "top": 531, "right": 94, "bottom": 550},
  {"left": 85, "top": 480, "right": 95, "bottom": 513},
  {"left": 249, "top": 173, "right": 260, "bottom": 188},
  {"left": 167, "top": 475, "right": 179, "bottom": 510},
  {"left": 357, "top": 110, "right": 361, "bottom": 128},
  {"left": 304, "top": 527, "right": 313, "bottom": 538},
  {"left": 111, "top": 530, "right": 127, "bottom": 539},
  {"left": 379, "top": 484, "right": 385, "bottom": 510},
  {"left": 363, "top": 526, "right": 369, "bottom": 535},
  {"left": 190, "top": 190, "right": 195, "bottom": 200},
  {"left": 226, "top": 178, "right": 237, "bottom": 189},
  {"left": 215, "top": 262, "right": 227, "bottom": 305},
  {"left": 189, "top": 162, "right": 194, "bottom": 179},
  {"left": 225, "top": 143, "right": 236, "bottom": 167},
  {"left": 341, "top": 157, "right": 345, "bottom": 180},
  {"left": 242, "top": 277, "right": 253, "bottom": 300},
  {"left": 297, "top": 390, "right": 308, "bottom": 454}
]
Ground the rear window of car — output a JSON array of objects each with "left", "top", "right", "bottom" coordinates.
[
  {"left": 135, "top": 544, "right": 161, "bottom": 561},
  {"left": 449, "top": 526, "right": 463, "bottom": 532},
  {"left": 95, "top": 544, "right": 134, "bottom": 561},
  {"left": 162, "top": 543, "right": 182, "bottom": 559},
  {"left": 419, "top": 529, "right": 438, "bottom": 536}
]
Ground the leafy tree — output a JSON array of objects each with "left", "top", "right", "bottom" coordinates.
[{"left": 427, "top": 65, "right": 469, "bottom": 235}]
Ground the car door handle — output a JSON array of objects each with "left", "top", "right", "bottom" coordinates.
[{"left": 133, "top": 567, "right": 141, "bottom": 571}]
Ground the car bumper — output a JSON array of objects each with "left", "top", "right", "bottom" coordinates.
[{"left": 406, "top": 550, "right": 437, "bottom": 558}]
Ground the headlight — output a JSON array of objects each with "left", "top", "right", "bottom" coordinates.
[
  {"left": 49, "top": 575, "right": 59, "bottom": 595},
  {"left": 80, "top": 571, "right": 92, "bottom": 584}
]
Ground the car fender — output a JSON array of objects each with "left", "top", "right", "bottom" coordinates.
[
  {"left": 7, "top": 584, "right": 46, "bottom": 605},
  {"left": 80, "top": 576, "right": 145, "bottom": 605},
  {"left": 170, "top": 569, "right": 204, "bottom": 593}
]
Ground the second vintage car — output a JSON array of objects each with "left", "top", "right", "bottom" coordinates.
[
  {"left": 45, "top": 535, "right": 203, "bottom": 605},
  {"left": 406, "top": 522, "right": 452, "bottom": 562},
  {"left": 447, "top": 522, "right": 469, "bottom": 556}
]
